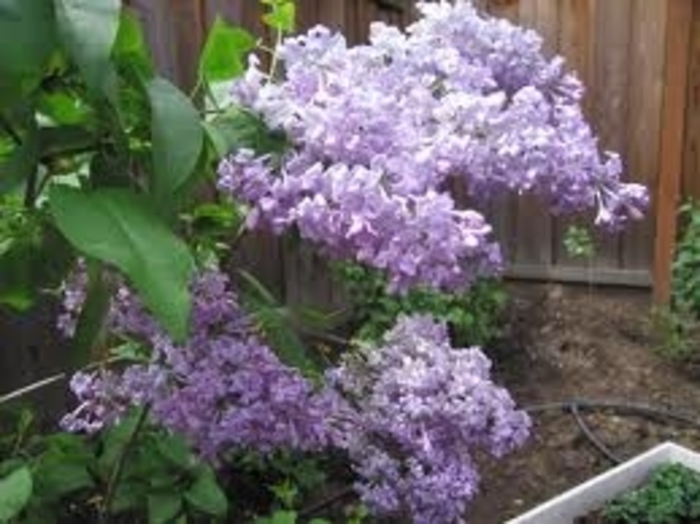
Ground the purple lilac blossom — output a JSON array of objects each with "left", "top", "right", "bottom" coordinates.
[
  {"left": 217, "top": 0, "right": 648, "bottom": 292},
  {"left": 329, "top": 315, "right": 531, "bottom": 524},
  {"left": 59, "top": 268, "right": 530, "bottom": 523},
  {"left": 59, "top": 268, "right": 341, "bottom": 461}
]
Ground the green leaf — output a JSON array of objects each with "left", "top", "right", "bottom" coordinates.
[
  {"left": 261, "top": 0, "right": 295, "bottom": 33},
  {"left": 15, "top": 408, "right": 34, "bottom": 437},
  {"left": 53, "top": 0, "right": 121, "bottom": 94},
  {"left": 113, "top": 8, "right": 153, "bottom": 79},
  {"left": 109, "top": 340, "right": 149, "bottom": 363},
  {"left": 0, "top": 460, "right": 25, "bottom": 480},
  {"left": 293, "top": 305, "right": 348, "bottom": 332},
  {"left": 255, "top": 510, "right": 297, "bottom": 524},
  {"left": 0, "top": 1, "right": 56, "bottom": 101},
  {"left": 239, "top": 271, "right": 319, "bottom": 378},
  {"left": 0, "top": 225, "right": 73, "bottom": 312},
  {"left": 110, "top": 480, "right": 145, "bottom": 514},
  {"left": 257, "top": 307, "right": 319, "bottom": 375},
  {"left": 188, "top": 202, "right": 244, "bottom": 237},
  {"left": 199, "top": 17, "right": 255, "bottom": 83},
  {"left": 146, "top": 77, "right": 204, "bottom": 205},
  {"left": 37, "top": 91, "right": 93, "bottom": 126},
  {"left": 148, "top": 493, "right": 182, "bottom": 524},
  {"left": 238, "top": 269, "right": 278, "bottom": 306},
  {"left": 270, "top": 480, "right": 298, "bottom": 509},
  {"left": 33, "top": 461, "right": 93, "bottom": 501},
  {"left": 0, "top": 466, "right": 32, "bottom": 522},
  {"left": 204, "top": 108, "right": 286, "bottom": 158},
  {"left": 0, "top": 123, "right": 38, "bottom": 195},
  {"left": 97, "top": 410, "right": 142, "bottom": 479},
  {"left": 70, "top": 261, "right": 111, "bottom": 365},
  {"left": 38, "top": 125, "right": 95, "bottom": 159},
  {"left": 184, "top": 471, "right": 227, "bottom": 517},
  {"left": 49, "top": 186, "right": 194, "bottom": 341},
  {"left": 156, "top": 434, "right": 195, "bottom": 471}
]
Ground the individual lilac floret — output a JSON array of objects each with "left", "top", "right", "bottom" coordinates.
[
  {"left": 330, "top": 315, "right": 531, "bottom": 524},
  {"left": 60, "top": 268, "right": 340, "bottom": 461},
  {"left": 218, "top": 0, "right": 648, "bottom": 291}
]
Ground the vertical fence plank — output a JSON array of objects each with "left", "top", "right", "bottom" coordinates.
[
  {"left": 128, "top": 0, "right": 178, "bottom": 81},
  {"left": 296, "top": 0, "right": 320, "bottom": 32},
  {"left": 580, "top": 0, "right": 631, "bottom": 270},
  {"left": 554, "top": 0, "right": 598, "bottom": 269},
  {"left": 682, "top": 3, "right": 700, "bottom": 200},
  {"left": 317, "top": 0, "right": 347, "bottom": 30},
  {"left": 623, "top": 0, "right": 667, "bottom": 273},
  {"left": 510, "top": 0, "right": 558, "bottom": 268},
  {"left": 654, "top": 0, "right": 693, "bottom": 302},
  {"left": 168, "top": 0, "right": 206, "bottom": 91},
  {"left": 559, "top": 0, "right": 594, "bottom": 116}
]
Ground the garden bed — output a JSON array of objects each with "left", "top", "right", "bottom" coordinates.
[{"left": 468, "top": 283, "right": 700, "bottom": 524}]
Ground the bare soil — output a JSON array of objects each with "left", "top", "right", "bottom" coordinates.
[{"left": 468, "top": 283, "right": 700, "bottom": 524}]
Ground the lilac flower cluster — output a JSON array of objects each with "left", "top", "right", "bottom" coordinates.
[
  {"left": 329, "top": 315, "right": 531, "bottom": 524},
  {"left": 59, "top": 267, "right": 531, "bottom": 522},
  {"left": 218, "top": 0, "right": 647, "bottom": 291},
  {"left": 60, "top": 269, "right": 341, "bottom": 460}
]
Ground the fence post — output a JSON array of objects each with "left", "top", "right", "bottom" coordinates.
[{"left": 653, "top": 0, "right": 693, "bottom": 302}]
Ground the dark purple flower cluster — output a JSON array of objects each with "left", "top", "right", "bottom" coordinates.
[
  {"left": 60, "top": 269, "right": 341, "bottom": 460},
  {"left": 218, "top": 0, "right": 647, "bottom": 292},
  {"left": 329, "top": 315, "right": 531, "bottom": 523}
]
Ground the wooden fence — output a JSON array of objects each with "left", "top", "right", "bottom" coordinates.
[{"left": 123, "top": 0, "right": 695, "bottom": 305}]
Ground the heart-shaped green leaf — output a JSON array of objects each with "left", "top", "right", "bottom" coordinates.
[{"left": 199, "top": 17, "right": 255, "bottom": 83}]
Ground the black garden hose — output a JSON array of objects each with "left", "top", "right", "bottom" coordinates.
[{"left": 524, "top": 398, "right": 700, "bottom": 464}]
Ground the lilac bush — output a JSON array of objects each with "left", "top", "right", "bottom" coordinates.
[
  {"left": 218, "top": 0, "right": 647, "bottom": 292},
  {"left": 60, "top": 270, "right": 527, "bottom": 523},
  {"left": 57, "top": 1, "right": 650, "bottom": 522}
]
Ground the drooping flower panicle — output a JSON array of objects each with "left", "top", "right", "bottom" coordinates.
[
  {"left": 60, "top": 269, "right": 341, "bottom": 460},
  {"left": 330, "top": 315, "right": 531, "bottom": 523}
]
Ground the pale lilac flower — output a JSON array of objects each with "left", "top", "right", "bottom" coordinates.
[{"left": 218, "top": 0, "right": 648, "bottom": 292}]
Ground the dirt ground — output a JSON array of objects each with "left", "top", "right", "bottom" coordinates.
[{"left": 468, "top": 283, "right": 700, "bottom": 524}]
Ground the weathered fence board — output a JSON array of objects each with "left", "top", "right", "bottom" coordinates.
[
  {"left": 623, "top": 1, "right": 666, "bottom": 273},
  {"left": 683, "top": 4, "right": 700, "bottom": 200}
]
